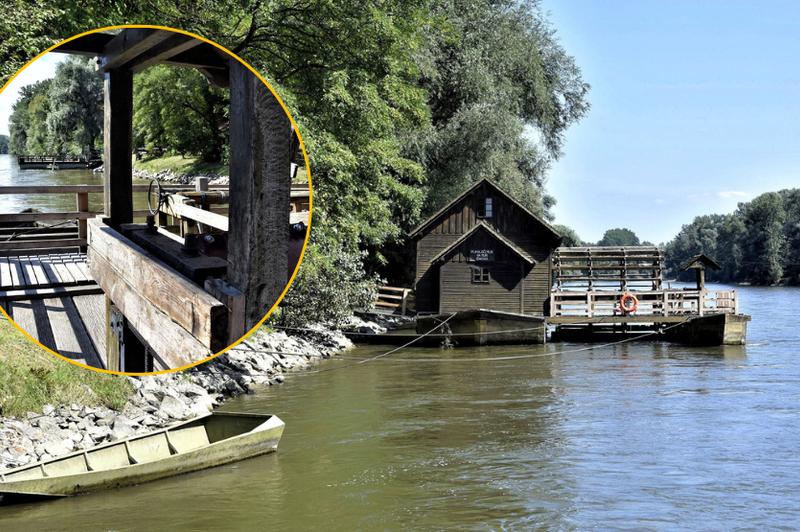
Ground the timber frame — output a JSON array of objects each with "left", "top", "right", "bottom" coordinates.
[{"left": 52, "top": 27, "right": 297, "bottom": 372}]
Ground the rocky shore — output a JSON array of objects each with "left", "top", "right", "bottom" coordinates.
[
  {"left": 0, "top": 325, "right": 356, "bottom": 471},
  {"left": 132, "top": 168, "right": 229, "bottom": 186}
]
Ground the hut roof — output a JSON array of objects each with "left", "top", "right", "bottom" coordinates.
[
  {"left": 678, "top": 254, "right": 723, "bottom": 272},
  {"left": 429, "top": 221, "right": 536, "bottom": 266},
  {"left": 408, "top": 178, "right": 562, "bottom": 243}
]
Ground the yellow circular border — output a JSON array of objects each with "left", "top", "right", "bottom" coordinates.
[{"left": 0, "top": 25, "right": 313, "bottom": 377}]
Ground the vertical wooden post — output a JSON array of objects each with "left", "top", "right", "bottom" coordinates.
[
  {"left": 196, "top": 176, "right": 209, "bottom": 233},
  {"left": 103, "top": 68, "right": 134, "bottom": 229},
  {"left": 228, "top": 61, "right": 291, "bottom": 330},
  {"left": 76, "top": 191, "right": 89, "bottom": 250}
]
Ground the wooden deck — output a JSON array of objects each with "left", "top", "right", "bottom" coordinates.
[{"left": 0, "top": 253, "right": 106, "bottom": 369}]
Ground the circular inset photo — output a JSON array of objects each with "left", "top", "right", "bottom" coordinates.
[{"left": 0, "top": 26, "right": 310, "bottom": 375}]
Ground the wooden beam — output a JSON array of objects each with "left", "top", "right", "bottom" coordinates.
[
  {"left": 0, "top": 239, "right": 86, "bottom": 251},
  {"left": 103, "top": 68, "right": 134, "bottom": 229},
  {"left": 0, "top": 185, "right": 104, "bottom": 194},
  {"left": 161, "top": 43, "right": 231, "bottom": 71},
  {"left": 162, "top": 196, "right": 229, "bottom": 232},
  {"left": 96, "top": 29, "right": 173, "bottom": 73},
  {"left": 52, "top": 33, "right": 115, "bottom": 57},
  {"left": 128, "top": 34, "right": 205, "bottom": 74},
  {"left": 87, "top": 218, "right": 226, "bottom": 355},
  {"left": 0, "top": 212, "right": 100, "bottom": 223},
  {"left": 0, "top": 285, "right": 103, "bottom": 302},
  {"left": 228, "top": 61, "right": 292, "bottom": 330},
  {"left": 204, "top": 278, "right": 246, "bottom": 345}
]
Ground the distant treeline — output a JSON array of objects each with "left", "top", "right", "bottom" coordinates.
[
  {"left": 664, "top": 189, "right": 800, "bottom": 285},
  {"left": 0, "top": 134, "right": 8, "bottom": 154}
]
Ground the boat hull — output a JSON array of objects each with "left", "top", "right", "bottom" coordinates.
[
  {"left": 0, "top": 412, "right": 284, "bottom": 501},
  {"left": 416, "top": 309, "right": 547, "bottom": 346}
]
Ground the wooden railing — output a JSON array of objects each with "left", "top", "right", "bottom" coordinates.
[
  {"left": 550, "top": 289, "right": 738, "bottom": 318},
  {"left": 375, "top": 286, "right": 413, "bottom": 315},
  {"left": 0, "top": 184, "right": 229, "bottom": 254}
]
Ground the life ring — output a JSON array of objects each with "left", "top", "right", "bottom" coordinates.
[{"left": 620, "top": 293, "right": 638, "bottom": 313}]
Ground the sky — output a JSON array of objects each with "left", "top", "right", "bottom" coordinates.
[
  {"left": 1, "top": 4, "right": 799, "bottom": 245},
  {"left": 540, "top": 0, "right": 800, "bottom": 244}
]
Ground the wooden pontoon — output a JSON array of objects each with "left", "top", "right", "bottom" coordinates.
[{"left": 0, "top": 412, "right": 284, "bottom": 504}]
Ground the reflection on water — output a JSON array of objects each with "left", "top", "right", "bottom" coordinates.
[{"left": 1, "top": 257, "right": 799, "bottom": 529}]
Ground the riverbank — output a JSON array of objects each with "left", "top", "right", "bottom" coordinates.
[{"left": 0, "top": 323, "right": 358, "bottom": 471}]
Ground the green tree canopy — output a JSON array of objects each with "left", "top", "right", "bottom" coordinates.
[
  {"left": 46, "top": 56, "right": 103, "bottom": 153},
  {"left": 597, "top": 228, "right": 641, "bottom": 247},
  {"left": 552, "top": 224, "right": 581, "bottom": 247},
  {"left": 0, "top": 134, "right": 9, "bottom": 154},
  {"left": 133, "top": 65, "right": 229, "bottom": 162},
  {"left": 8, "top": 78, "right": 51, "bottom": 155}
]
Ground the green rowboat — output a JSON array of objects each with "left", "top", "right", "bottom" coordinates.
[{"left": 0, "top": 411, "right": 284, "bottom": 504}]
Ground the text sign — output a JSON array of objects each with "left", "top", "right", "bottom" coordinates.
[{"left": 469, "top": 249, "right": 494, "bottom": 262}]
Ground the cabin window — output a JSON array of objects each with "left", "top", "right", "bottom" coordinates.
[
  {"left": 478, "top": 197, "right": 493, "bottom": 218},
  {"left": 472, "top": 267, "right": 490, "bottom": 284}
]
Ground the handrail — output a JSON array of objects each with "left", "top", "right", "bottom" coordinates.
[
  {"left": 0, "top": 184, "right": 229, "bottom": 195},
  {"left": 550, "top": 289, "right": 738, "bottom": 318}
]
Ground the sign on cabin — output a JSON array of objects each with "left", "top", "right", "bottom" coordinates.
[{"left": 469, "top": 249, "right": 494, "bottom": 262}]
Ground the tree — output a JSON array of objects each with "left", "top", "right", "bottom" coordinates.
[
  {"left": 8, "top": 78, "right": 51, "bottom": 155},
  {"left": 739, "top": 192, "right": 786, "bottom": 284},
  {"left": 46, "top": 56, "right": 103, "bottom": 153},
  {"left": 597, "top": 228, "right": 641, "bottom": 247},
  {"left": 0, "top": 134, "right": 9, "bottom": 154},
  {"left": 407, "top": 0, "right": 590, "bottom": 220},
  {"left": 553, "top": 224, "right": 581, "bottom": 247},
  {"left": 133, "top": 65, "right": 229, "bottom": 161}
]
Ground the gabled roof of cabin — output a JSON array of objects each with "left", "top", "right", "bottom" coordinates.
[
  {"left": 429, "top": 220, "right": 536, "bottom": 266},
  {"left": 678, "top": 254, "right": 723, "bottom": 272},
  {"left": 408, "top": 178, "right": 562, "bottom": 243}
]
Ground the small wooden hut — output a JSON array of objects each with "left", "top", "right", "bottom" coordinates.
[{"left": 409, "top": 178, "right": 562, "bottom": 316}]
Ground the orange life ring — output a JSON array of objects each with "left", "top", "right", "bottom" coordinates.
[{"left": 620, "top": 293, "right": 638, "bottom": 313}]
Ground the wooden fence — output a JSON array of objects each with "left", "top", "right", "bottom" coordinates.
[{"left": 550, "top": 289, "right": 738, "bottom": 318}]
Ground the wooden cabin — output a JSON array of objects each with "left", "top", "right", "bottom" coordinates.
[{"left": 409, "top": 178, "right": 562, "bottom": 316}]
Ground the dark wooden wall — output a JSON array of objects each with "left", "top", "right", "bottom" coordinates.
[{"left": 415, "top": 182, "right": 555, "bottom": 315}]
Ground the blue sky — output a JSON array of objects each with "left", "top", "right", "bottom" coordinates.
[
  {"left": 2, "top": 4, "right": 799, "bottom": 245},
  {"left": 541, "top": 0, "right": 800, "bottom": 244},
  {"left": 0, "top": 53, "right": 61, "bottom": 137}
]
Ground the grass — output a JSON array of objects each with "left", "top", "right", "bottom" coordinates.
[
  {"left": 0, "top": 318, "right": 134, "bottom": 418},
  {"left": 132, "top": 154, "right": 228, "bottom": 177}
]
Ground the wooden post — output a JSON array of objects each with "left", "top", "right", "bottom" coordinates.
[
  {"left": 103, "top": 68, "right": 134, "bottom": 230},
  {"left": 228, "top": 61, "right": 291, "bottom": 330},
  {"left": 76, "top": 191, "right": 89, "bottom": 250},
  {"left": 196, "top": 176, "right": 209, "bottom": 233}
]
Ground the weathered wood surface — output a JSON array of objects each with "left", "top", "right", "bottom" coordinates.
[
  {"left": 0, "top": 184, "right": 227, "bottom": 195},
  {"left": 73, "top": 294, "right": 107, "bottom": 366},
  {"left": 88, "top": 219, "right": 224, "bottom": 364},
  {"left": 0, "top": 285, "right": 103, "bottom": 302},
  {"left": 120, "top": 224, "right": 228, "bottom": 285},
  {"left": 162, "top": 196, "right": 229, "bottom": 232},
  {"left": 549, "top": 289, "right": 739, "bottom": 318},
  {"left": 96, "top": 29, "right": 173, "bottom": 73},
  {"left": 0, "top": 238, "right": 86, "bottom": 251},
  {"left": 45, "top": 297, "right": 104, "bottom": 368},
  {"left": 8, "top": 299, "right": 57, "bottom": 352},
  {"left": 204, "top": 278, "right": 246, "bottom": 344},
  {"left": 228, "top": 61, "right": 291, "bottom": 329},
  {"left": 0, "top": 253, "right": 94, "bottom": 290}
]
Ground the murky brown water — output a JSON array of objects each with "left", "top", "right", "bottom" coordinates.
[{"left": 1, "top": 285, "right": 799, "bottom": 531}]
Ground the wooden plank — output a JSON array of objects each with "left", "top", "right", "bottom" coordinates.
[
  {"left": 44, "top": 297, "right": 104, "bottom": 368},
  {"left": 89, "top": 251, "right": 213, "bottom": 368},
  {"left": 48, "top": 256, "right": 75, "bottom": 285},
  {"left": 0, "top": 238, "right": 86, "bottom": 251},
  {"left": 37, "top": 255, "right": 61, "bottom": 284},
  {"left": 7, "top": 256, "right": 23, "bottom": 287},
  {"left": 162, "top": 197, "right": 229, "bottom": 232},
  {"left": 73, "top": 294, "right": 107, "bottom": 367},
  {"left": 0, "top": 285, "right": 103, "bottom": 302},
  {"left": 0, "top": 257, "right": 12, "bottom": 288},
  {"left": 0, "top": 212, "right": 101, "bottom": 223},
  {"left": 27, "top": 256, "right": 50, "bottom": 285},
  {"left": 18, "top": 256, "right": 37, "bottom": 287},
  {"left": 229, "top": 60, "right": 291, "bottom": 329},
  {"left": 62, "top": 255, "right": 88, "bottom": 283},
  {"left": 0, "top": 186, "right": 104, "bottom": 194},
  {"left": 128, "top": 33, "right": 204, "bottom": 74},
  {"left": 96, "top": 29, "right": 173, "bottom": 73},
  {"left": 8, "top": 299, "right": 57, "bottom": 351},
  {"left": 88, "top": 218, "right": 226, "bottom": 352}
]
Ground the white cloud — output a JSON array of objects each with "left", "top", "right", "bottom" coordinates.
[
  {"left": 654, "top": 198, "right": 668, "bottom": 204},
  {"left": 717, "top": 190, "right": 749, "bottom": 199}
]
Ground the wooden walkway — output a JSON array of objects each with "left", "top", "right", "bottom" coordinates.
[{"left": 0, "top": 253, "right": 106, "bottom": 369}]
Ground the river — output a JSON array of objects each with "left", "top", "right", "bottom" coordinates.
[
  {"left": 0, "top": 154, "right": 151, "bottom": 214},
  {"left": 1, "top": 284, "right": 798, "bottom": 530}
]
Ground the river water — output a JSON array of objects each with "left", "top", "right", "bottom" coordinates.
[
  {"left": 1, "top": 284, "right": 799, "bottom": 531},
  {"left": 0, "top": 154, "right": 150, "bottom": 214}
]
